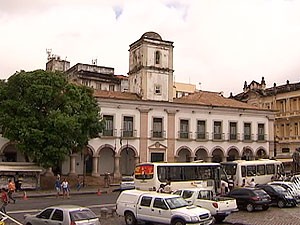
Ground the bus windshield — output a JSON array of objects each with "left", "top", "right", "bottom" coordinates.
[{"left": 221, "top": 163, "right": 237, "bottom": 176}]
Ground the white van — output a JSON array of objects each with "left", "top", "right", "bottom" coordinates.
[{"left": 116, "top": 189, "right": 214, "bottom": 225}]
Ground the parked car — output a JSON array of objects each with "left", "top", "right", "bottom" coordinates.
[
  {"left": 24, "top": 205, "right": 101, "bottom": 225},
  {"left": 120, "top": 176, "right": 135, "bottom": 190},
  {"left": 116, "top": 189, "right": 214, "bottom": 225},
  {"left": 226, "top": 187, "right": 271, "bottom": 212},
  {"left": 173, "top": 187, "right": 238, "bottom": 222},
  {"left": 256, "top": 184, "right": 297, "bottom": 208},
  {"left": 268, "top": 181, "right": 300, "bottom": 204}
]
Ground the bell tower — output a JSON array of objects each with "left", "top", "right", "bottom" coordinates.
[{"left": 128, "top": 32, "right": 174, "bottom": 102}]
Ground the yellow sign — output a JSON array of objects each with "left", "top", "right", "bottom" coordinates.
[{"left": 0, "top": 221, "right": 5, "bottom": 225}]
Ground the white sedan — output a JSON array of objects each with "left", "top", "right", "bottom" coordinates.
[{"left": 24, "top": 205, "right": 101, "bottom": 225}]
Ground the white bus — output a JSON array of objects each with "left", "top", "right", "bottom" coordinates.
[
  {"left": 221, "top": 159, "right": 284, "bottom": 187},
  {"left": 134, "top": 162, "right": 229, "bottom": 193}
]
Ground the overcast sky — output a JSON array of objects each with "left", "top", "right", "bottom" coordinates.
[{"left": 1, "top": 0, "right": 300, "bottom": 96}]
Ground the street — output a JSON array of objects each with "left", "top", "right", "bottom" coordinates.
[{"left": 3, "top": 191, "right": 300, "bottom": 225}]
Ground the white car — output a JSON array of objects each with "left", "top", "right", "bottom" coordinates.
[
  {"left": 120, "top": 176, "right": 135, "bottom": 190},
  {"left": 23, "top": 205, "right": 101, "bottom": 225}
]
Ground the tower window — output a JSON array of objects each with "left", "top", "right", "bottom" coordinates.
[
  {"left": 155, "top": 51, "right": 161, "bottom": 64},
  {"left": 155, "top": 85, "right": 161, "bottom": 95}
]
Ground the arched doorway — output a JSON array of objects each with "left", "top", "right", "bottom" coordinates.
[
  {"left": 83, "top": 147, "right": 93, "bottom": 175},
  {"left": 256, "top": 148, "right": 267, "bottom": 159},
  {"left": 227, "top": 148, "right": 240, "bottom": 161},
  {"left": 195, "top": 148, "right": 208, "bottom": 161},
  {"left": 1, "top": 144, "right": 27, "bottom": 162},
  {"left": 120, "top": 147, "right": 135, "bottom": 176},
  {"left": 212, "top": 148, "right": 224, "bottom": 163},
  {"left": 98, "top": 147, "right": 115, "bottom": 175},
  {"left": 242, "top": 147, "right": 254, "bottom": 161},
  {"left": 177, "top": 148, "right": 191, "bottom": 162}
]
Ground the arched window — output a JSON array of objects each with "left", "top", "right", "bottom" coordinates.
[{"left": 155, "top": 51, "right": 161, "bottom": 64}]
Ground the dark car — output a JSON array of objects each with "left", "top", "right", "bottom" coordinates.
[
  {"left": 227, "top": 187, "right": 271, "bottom": 212},
  {"left": 256, "top": 184, "right": 297, "bottom": 208}
]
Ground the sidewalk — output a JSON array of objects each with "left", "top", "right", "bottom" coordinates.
[{"left": 13, "top": 185, "right": 118, "bottom": 199}]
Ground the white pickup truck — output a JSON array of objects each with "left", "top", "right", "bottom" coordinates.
[
  {"left": 173, "top": 187, "right": 238, "bottom": 223},
  {"left": 116, "top": 189, "right": 214, "bottom": 225}
]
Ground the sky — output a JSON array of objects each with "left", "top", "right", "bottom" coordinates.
[{"left": 1, "top": 0, "right": 300, "bottom": 97}]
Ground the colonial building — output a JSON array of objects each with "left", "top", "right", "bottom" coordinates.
[
  {"left": 0, "top": 32, "right": 276, "bottom": 182},
  {"left": 233, "top": 77, "right": 300, "bottom": 172}
]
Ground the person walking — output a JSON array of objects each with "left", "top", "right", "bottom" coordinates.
[
  {"left": 76, "top": 176, "right": 83, "bottom": 191},
  {"left": 163, "top": 180, "right": 172, "bottom": 194},
  {"left": 61, "top": 178, "right": 70, "bottom": 199},
  {"left": 55, "top": 178, "right": 61, "bottom": 198},
  {"left": 7, "top": 179, "right": 16, "bottom": 204},
  {"left": 249, "top": 178, "right": 256, "bottom": 188},
  {"left": 0, "top": 188, "right": 8, "bottom": 214}
]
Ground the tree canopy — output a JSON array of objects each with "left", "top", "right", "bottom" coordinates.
[{"left": 0, "top": 70, "right": 104, "bottom": 168}]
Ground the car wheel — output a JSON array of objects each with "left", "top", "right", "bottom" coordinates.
[
  {"left": 124, "top": 211, "right": 137, "bottom": 225},
  {"left": 215, "top": 215, "right": 226, "bottom": 223},
  {"left": 172, "top": 218, "right": 186, "bottom": 225},
  {"left": 246, "top": 203, "right": 254, "bottom": 212},
  {"left": 277, "top": 199, "right": 286, "bottom": 208},
  {"left": 262, "top": 205, "right": 269, "bottom": 210}
]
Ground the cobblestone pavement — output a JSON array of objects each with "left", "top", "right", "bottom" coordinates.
[{"left": 99, "top": 205, "right": 300, "bottom": 225}]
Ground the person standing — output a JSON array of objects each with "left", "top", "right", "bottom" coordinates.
[
  {"left": 249, "top": 178, "right": 256, "bottom": 188},
  {"left": 7, "top": 179, "right": 16, "bottom": 204},
  {"left": 0, "top": 188, "right": 8, "bottom": 214},
  {"left": 163, "top": 180, "right": 172, "bottom": 194},
  {"left": 54, "top": 178, "right": 61, "bottom": 198},
  {"left": 61, "top": 178, "right": 70, "bottom": 199}
]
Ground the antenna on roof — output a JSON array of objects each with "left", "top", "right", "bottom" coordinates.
[
  {"left": 46, "top": 48, "right": 52, "bottom": 61},
  {"left": 92, "top": 59, "right": 97, "bottom": 65}
]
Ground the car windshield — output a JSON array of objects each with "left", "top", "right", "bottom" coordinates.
[
  {"left": 272, "top": 185, "right": 286, "bottom": 193},
  {"left": 254, "top": 189, "right": 268, "bottom": 196},
  {"left": 70, "top": 209, "right": 97, "bottom": 221},
  {"left": 165, "top": 197, "right": 189, "bottom": 209}
]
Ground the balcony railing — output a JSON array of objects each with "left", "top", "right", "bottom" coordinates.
[
  {"left": 243, "top": 133, "right": 254, "bottom": 142},
  {"left": 101, "top": 129, "right": 117, "bottom": 137},
  {"left": 151, "top": 130, "right": 166, "bottom": 139},
  {"left": 121, "top": 129, "right": 137, "bottom": 138},
  {"left": 178, "top": 131, "right": 193, "bottom": 140},
  {"left": 195, "top": 132, "right": 208, "bottom": 141},
  {"left": 257, "top": 134, "right": 267, "bottom": 142},
  {"left": 228, "top": 133, "right": 240, "bottom": 141},
  {"left": 212, "top": 132, "right": 225, "bottom": 141}
]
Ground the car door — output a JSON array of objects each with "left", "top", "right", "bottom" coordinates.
[
  {"left": 49, "top": 209, "right": 65, "bottom": 225},
  {"left": 33, "top": 208, "right": 54, "bottom": 225},
  {"left": 229, "top": 189, "right": 247, "bottom": 208},
  {"left": 137, "top": 196, "right": 153, "bottom": 222},
  {"left": 151, "top": 197, "right": 171, "bottom": 224}
]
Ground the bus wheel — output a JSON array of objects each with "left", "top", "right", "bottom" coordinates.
[
  {"left": 246, "top": 203, "right": 254, "bottom": 212},
  {"left": 125, "top": 211, "right": 137, "bottom": 225},
  {"left": 172, "top": 219, "right": 186, "bottom": 225},
  {"left": 277, "top": 200, "right": 286, "bottom": 208}
]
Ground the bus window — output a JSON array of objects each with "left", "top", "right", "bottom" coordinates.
[
  {"left": 266, "top": 164, "right": 275, "bottom": 174},
  {"left": 257, "top": 165, "right": 265, "bottom": 176},
  {"left": 169, "top": 166, "right": 183, "bottom": 181},
  {"left": 183, "top": 166, "right": 197, "bottom": 180},
  {"left": 241, "top": 166, "right": 246, "bottom": 177},
  {"left": 247, "top": 165, "right": 256, "bottom": 176}
]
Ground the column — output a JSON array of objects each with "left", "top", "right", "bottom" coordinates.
[
  {"left": 138, "top": 107, "right": 151, "bottom": 163},
  {"left": 134, "top": 156, "right": 140, "bottom": 166},
  {"left": 165, "top": 109, "right": 177, "bottom": 162},
  {"left": 206, "top": 156, "right": 212, "bottom": 162},
  {"left": 113, "top": 155, "right": 121, "bottom": 179},
  {"left": 92, "top": 156, "right": 100, "bottom": 177},
  {"left": 68, "top": 154, "right": 77, "bottom": 176}
]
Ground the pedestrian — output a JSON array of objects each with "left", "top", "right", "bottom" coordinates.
[
  {"left": 241, "top": 179, "right": 246, "bottom": 187},
  {"left": 220, "top": 182, "right": 228, "bottom": 196},
  {"left": 157, "top": 183, "right": 165, "bottom": 193},
  {"left": 163, "top": 180, "right": 172, "bottom": 194},
  {"left": 0, "top": 188, "right": 8, "bottom": 214},
  {"left": 61, "top": 178, "right": 70, "bottom": 199},
  {"left": 55, "top": 177, "right": 61, "bottom": 198},
  {"left": 7, "top": 179, "right": 16, "bottom": 204},
  {"left": 76, "top": 175, "right": 83, "bottom": 191},
  {"left": 249, "top": 178, "right": 256, "bottom": 188}
]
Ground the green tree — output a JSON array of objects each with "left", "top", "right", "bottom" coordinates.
[{"left": 0, "top": 70, "right": 104, "bottom": 168}]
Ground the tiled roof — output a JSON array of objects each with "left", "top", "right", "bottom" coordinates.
[
  {"left": 173, "top": 91, "right": 259, "bottom": 110},
  {"left": 93, "top": 90, "right": 141, "bottom": 101}
]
